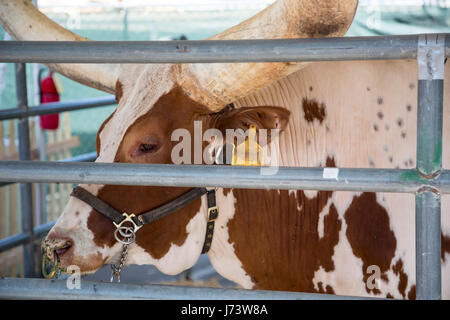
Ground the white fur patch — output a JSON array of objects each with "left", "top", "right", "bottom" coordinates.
[
  {"left": 207, "top": 189, "right": 254, "bottom": 289},
  {"left": 125, "top": 200, "right": 206, "bottom": 275},
  {"left": 49, "top": 184, "right": 122, "bottom": 267}
]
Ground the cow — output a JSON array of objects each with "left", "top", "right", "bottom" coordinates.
[{"left": 1, "top": 0, "right": 449, "bottom": 299}]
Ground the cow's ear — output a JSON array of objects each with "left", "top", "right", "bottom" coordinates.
[{"left": 215, "top": 106, "right": 290, "bottom": 133}]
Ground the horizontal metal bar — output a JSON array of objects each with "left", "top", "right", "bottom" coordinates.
[
  {"left": 59, "top": 152, "right": 97, "bottom": 163},
  {"left": 0, "top": 233, "right": 29, "bottom": 253},
  {"left": 0, "top": 35, "right": 448, "bottom": 64},
  {"left": 0, "top": 153, "right": 97, "bottom": 187},
  {"left": 0, "top": 278, "right": 378, "bottom": 300},
  {"left": 0, "top": 221, "right": 55, "bottom": 253},
  {"left": 34, "top": 221, "right": 56, "bottom": 239},
  {"left": 0, "top": 96, "right": 116, "bottom": 121},
  {"left": 0, "top": 161, "right": 449, "bottom": 194}
]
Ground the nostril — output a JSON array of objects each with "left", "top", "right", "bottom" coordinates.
[{"left": 53, "top": 240, "right": 72, "bottom": 257}]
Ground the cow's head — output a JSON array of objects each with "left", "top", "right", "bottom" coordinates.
[{"left": 0, "top": 0, "right": 358, "bottom": 275}]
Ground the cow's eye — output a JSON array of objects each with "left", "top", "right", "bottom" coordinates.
[{"left": 138, "top": 143, "right": 158, "bottom": 154}]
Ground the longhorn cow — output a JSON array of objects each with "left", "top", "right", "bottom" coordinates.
[{"left": 1, "top": 0, "right": 449, "bottom": 299}]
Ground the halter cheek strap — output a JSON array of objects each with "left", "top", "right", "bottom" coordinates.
[
  {"left": 201, "top": 190, "right": 218, "bottom": 254},
  {"left": 70, "top": 186, "right": 218, "bottom": 254}
]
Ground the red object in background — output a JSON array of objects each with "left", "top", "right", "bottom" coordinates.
[{"left": 39, "top": 70, "right": 60, "bottom": 130}]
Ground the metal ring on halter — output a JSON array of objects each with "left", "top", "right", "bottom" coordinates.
[
  {"left": 114, "top": 226, "right": 136, "bottom": 245},
  {"left": 118, "top": 226, "right": 134, "bottom": 238},
  {"left": 42, "top": 250, "right": 58, "bottom": 279}
]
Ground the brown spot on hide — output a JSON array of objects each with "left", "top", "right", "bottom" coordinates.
[
  {"left": 386, "top": 293, "right": 394, "bottom": 299},
  {"left": 392, "top": 259, "right": 408, "bottom": 298},
  {"left": 373, "top": 124, "right": 378, "bottom": 132},
  {"left": 397, "top": 118, "right": 403, "bottom": 127},
  {"left": 222, "top": 188, "right": 232, "bottom": 197},
  {"left": 344, "top": 192, "right": 397, "bottom": 294},
  {"left": 442, "top": 232, "right": 450, "bottom": 262},
  {"left": 409, "top": 83, "right": 415, "bottom": 90},
  {"left": 115, "top": 80, "right": 123, "bottom": 103},
  {"left": 309, "top": 86, "right": 313, "bottom": 91},
  {"left": 325, "top": 156, "right": 336, "bottom": 168},
  {"left": 408, "top": 285, "right": 416, "bottom": 300},
  {"left": 377, "top": 97, "right": 384, "bottom": 105},
  {"left": 227, "top": 183, "right": 341, "bottom": 292},
  {"left": 377, "top": 111, "right": 384, "bottom": 120},
  {"left": 317, "top": 282, "right": 335, "bottom": 294},
  {"left": 302, "top": 98, "right": 326, "bottom": 124},
  {"left": 401, "top": 131, "right": 406, "bottom": 139},
  {"left": 406, "top": 104, "right": 412, "bottom": 112}
]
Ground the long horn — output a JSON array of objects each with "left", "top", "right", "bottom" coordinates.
[
  {"left": 0, "top": 0, "right": 118, "bottom": 93},
  {"left": 178, "top": 0, "right": 358, "bottom": 111}
]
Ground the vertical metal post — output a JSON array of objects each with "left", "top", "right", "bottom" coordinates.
[
  {"left": 15, "top": 63, "right": 36, "bottom": 277},
  {"left": 415, "top": 34, "right": 445, "bottom": 300}
]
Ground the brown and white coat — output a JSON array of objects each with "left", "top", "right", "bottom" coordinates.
[{"left": 1, "top": 0, "right": 449, "bottom": 299}]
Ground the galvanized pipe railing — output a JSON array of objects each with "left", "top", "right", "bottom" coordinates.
[
  {"left": 14, "top": 63, "right": 35, "bottom": 277},
  {"left": 415, "top": 34, "right": 445, "bottom": 300},
  {"left": 0, "top": 152, "right": 98, "bottom": 188},
  {"left": 0, "top": 277, "right": 379, "bottom": 300},
  {"left": 0, "top": 95, "right": 116, "bottom": 121},
  {"left": 0, "top": 33, "right": 448, "bottom": 299},
  {"left": 0, "top": 161, "right": 450, "bottom": 194},
  {"left": 0, "top": 221, "right": 55, "bottom": 253},
  {"left": 0, "top": 35, "right": 449, "bottom": 63}
]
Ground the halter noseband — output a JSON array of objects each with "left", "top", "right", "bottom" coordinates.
[{"left": 70, "top": 186, "right": 218, "bottom": 254}]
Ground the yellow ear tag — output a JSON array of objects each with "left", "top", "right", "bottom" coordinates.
[{"left": 231, "top": 125, "right": 264, "bottom": 166}]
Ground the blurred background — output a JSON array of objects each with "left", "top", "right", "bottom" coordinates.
[{"left": 0, "top": 0, "right": 449, "bottom": 285}]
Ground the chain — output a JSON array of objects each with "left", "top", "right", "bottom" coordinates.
[
  {"left": 110, "top": 243, "right": 129, "bottom": 283},
  {"left": 110, "top": 225, "right": 136, "bottom": 283}
]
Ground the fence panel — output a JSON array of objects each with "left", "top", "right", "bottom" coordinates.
[
  {"left": 0, "top": 114, "right": 78, "bottom": 277},
  {"left": 0, "top": 34, "right": 448, "bottom": 299}
]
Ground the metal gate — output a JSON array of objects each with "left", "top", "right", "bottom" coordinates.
[{"left": 0, "top": 33, "right": 448, "bottom": 300}]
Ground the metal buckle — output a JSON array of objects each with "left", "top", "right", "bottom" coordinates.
[
  {"left": 113, "top": 213, "right": 142, "bottom": 233},
  {"left": 113, "top": 213, "right": 142, "bottom": 245},
  {"left": 207, "top": 207, "right": 219, "bottom": 222}
]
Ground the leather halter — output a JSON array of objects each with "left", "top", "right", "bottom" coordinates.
[{"left": 70, "top": 186, "right": 218, "bottom": 254}]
